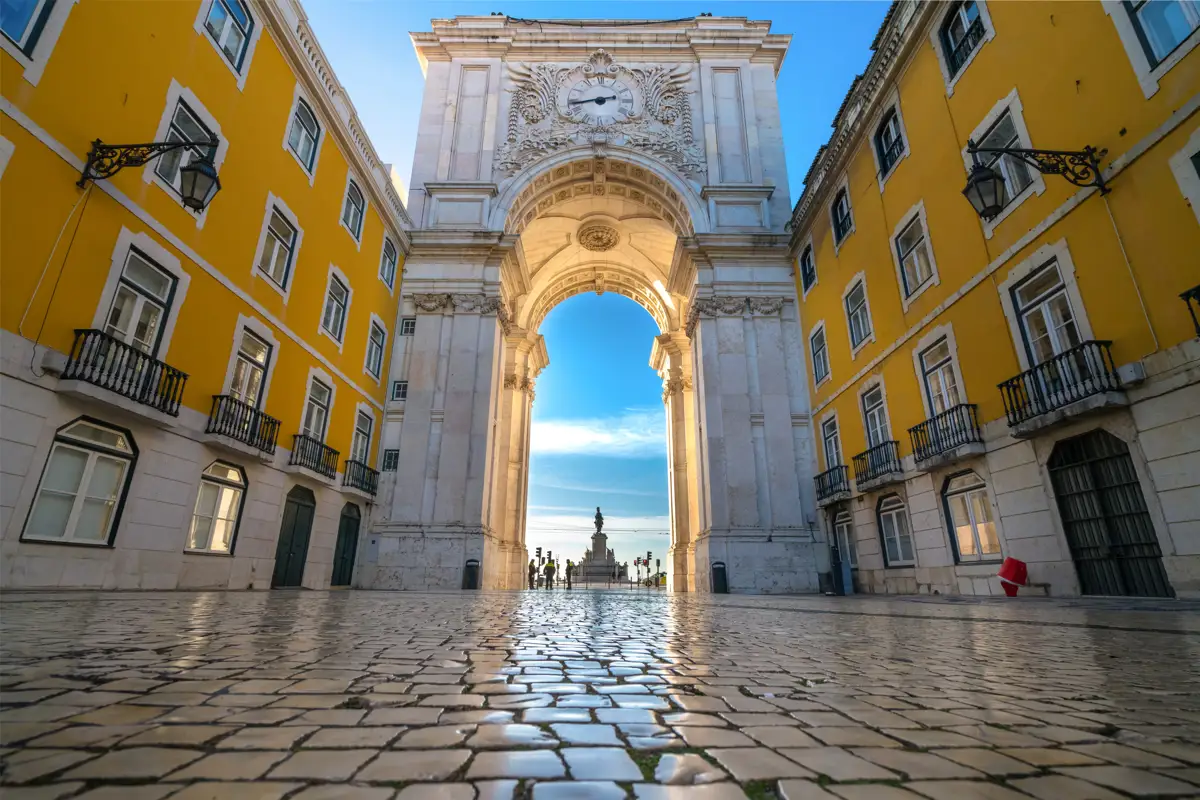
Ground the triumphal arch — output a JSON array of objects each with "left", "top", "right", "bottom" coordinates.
[{"left": 358, "top": 16, "right": 823, "bottom": 593}]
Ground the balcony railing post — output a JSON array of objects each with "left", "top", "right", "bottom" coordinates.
[{"left": 998, "top": 341, "right": 1120, "bottom": 427}]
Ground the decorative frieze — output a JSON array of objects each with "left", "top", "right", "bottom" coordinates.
[
  {"left": 413, "top": 293, "right": 452, "bottom": 313},
  {"left": 683, "top": 295, "right": 787, "bottom": 337}
]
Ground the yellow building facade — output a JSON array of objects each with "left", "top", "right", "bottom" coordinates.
[
  {"left": 0, "top": 0, "right": 411, "bottom": 589},
  {"left": 790, "top": 0, "right": 1200, "bottom": 597}
]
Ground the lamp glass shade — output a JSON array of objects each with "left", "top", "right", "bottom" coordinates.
[
  {"left": 179, "top": 156, "right": 221, "bottom": 211},
  {"left": 962, "top": 163, "right": 1006, "bottom": 220}
]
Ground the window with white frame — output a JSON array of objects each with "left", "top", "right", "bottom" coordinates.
[
  {"left": 1013, "top": 260, "right": 1083, "bottom": 368},
  {"left": 287, "top": 98, "right": 320, "bottom": 171},
  {"left": 940, "top": 1, "right": 986, "bottom": 78},
  {"left": 380, "top": 238, "right": 398, "bottom": 289},
  {"left": 342, "top": 180, "right": 365, "bottom": 240},
  {"left": 350, "top": 411, "right": 372, "bottom": 464},
  {"left": 302, "top": 379, "right": 331, "bottom": 440},
  {"left": 943, "top": 471, "right": 1001, "bottom": 562},
  {"left": 977, "top": 111, "right": 1034, "bottom": 212},
  {"left": 229, "top": 329, "right": 270, "bottom": 408},
  {"left": 365, "top": 321, "right": 386, "bottom": 379},
  {"left": 831, "top": 189, "right": 853, "bottom": 244},
  {"left": 845, "top": 280, "right": 872, "bottom": 349},
  {"left": 391, "top": 380, "right": 408, "bottom": 401},
  {"left": 321, "top": 275, "right": 349, "bottom": 342},
  {"left": 2, "top": 0, "right": 53, "bottom": 52},
  {"left": 875, "top": 109, "right": 905, "bottom": 176},
  {"left": 202, "top": 0, "right": 253, "bottom": 71},
  {"left": 382, "top": 449, "right": 399, "bottom": 472},
  {"left": 186, "top": 462, "right": 246, "bottom": 554},
  {"left": 821, "top": 417, "right": 842, "bottom": 468},
  {"left": 154, "top": 101, "right": 217, "bottom": 198},
  {"left": 103, "top": 248, "right": 177, "bottom": 356},
  {"left": 833, "top": 510, "right": 857, "bottom": 568},
  {"left": 22, "top": 419, "right": 135, "bottom": 546},
  {"left": 878, "top": 495, "right": 915, "bottom": 566},
  {"left": 799, "top": 246, "right": 816, "bottom": 292},
  {"left": 810, "top": 326, "right": 830, "bottom": 385},
  {"left": 400, "top": 317, "right": 416, "bottom": 336},
  {"left": 862, "top": 385, "right": 889, "bottom": 449},
  {"left": 919, "top": 338, "right": 962, "bottom": 416},
  {"left": 1125, "top": 0, "right": 1200, "bottom": 66},
  {"left": 257, "top": 208, "right": 296, "bottom": 290},
  {"left": 895, "top": 216, "right": 934, "bottom": 297}
]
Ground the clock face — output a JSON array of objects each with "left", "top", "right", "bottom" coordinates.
[{"left": 565, "top": 76, "right": 635, "bottom": 124}]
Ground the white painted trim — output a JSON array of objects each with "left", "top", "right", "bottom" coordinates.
[
  {"left": 868, "top": 88, "right": 911, "bottom": 192},
  {"left": 0, "top": 0, "right": 77, "bottom": 87},
  {"left": 363, "top": 312, "right": 388, "bottom": 385},
  {"left": 996, "top": 238, "right": 1094, "bottom": 372},
  {"left": 318, "top": 263, "right": 353, "bottom": 352},
  {"left": 889, "top": 200, "right": 941, "bottom": 311},
  {"left": 220, "top": 314, "right": 281, "bottom": 407},
  {"left": 378, "top": 235, "right": 398, "bottom": 294},
  {"left": 809, "top": 320, "right": 831, "bottom": 391},
  {"left": 351, "top": 400, "right": 377, "bottom": 463},
  {"left": 909, "top": 323, "right": 968, "bottom": 420},
  {"left": 798, "top": 233, "right": 818, "bottom": 300},
  {"left": 303, "top": 365, "right": 336, "bottom": 442},
  {"left": 830, "top": 174, "right": 855, "bottom": 255},
  {"left": 856, "top": 373, "right": 894, "bottom": 445},
  {"left": 282, "top": 82, "right": 324, "bottom": 185},
  {"left": 340, "top": 170, "right": 367, "bottom": 248},
  {"left": 1104, "top": 0, "right": 1200, "bottom": 100},
  {"left": 92, "top": 227, "right": 191, "bottom": 358},
  {"left": 842, "top": 271, "right": 876, "bottom": 358},
  {"left": 0, "top": 134, "right": 13, "bottom": 178},
  {"left": 961, "top": 88, "right": 1046, "bottom": 240},
  {"left": 1168, "top": 126, "right": 1200, "bottom": 226},
  {"left": 929, "top": 0, "right": 995, "bottom": 97},
  {"left": 142, "top": 79, "right": 230, "bottom": 230},
  {"left": 192, "top": 0, "right": 264, "bottom": 92},
  {"left": 817, "top": 408, "right": 843, "bottom": 471},
  {"left": 0, "top": 97, "right": 384, "bottom": 413},
  {"left": 249, "top": 192, "right": 303, "bottom": 302}
]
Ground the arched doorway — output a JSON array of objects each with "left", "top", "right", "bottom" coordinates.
[
  {"left": 272, "top": 485, "right": 315, "bottom": 589},
  {"left": 1048, "top": 429, "right": 1172, "bottom": 597},
  {"left": 330, "top": 502, "right": 361, "bottom": 588}
]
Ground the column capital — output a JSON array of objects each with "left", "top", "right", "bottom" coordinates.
[{"left": 684, "top": 294, "right": 790, "bottom": 336}]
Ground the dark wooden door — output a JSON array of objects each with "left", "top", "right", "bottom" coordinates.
[
  {"left": 330, "top": 503, "right": 361, "bottom": 588},
  {"left": 272, "top": 486, "right": 315, "bottom": 588},
  {"left": 1048, "top": 430, "right": 1172, "bottom": 597}
]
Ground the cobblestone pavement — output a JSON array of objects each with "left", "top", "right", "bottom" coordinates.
[{"left": 2, "top": 590, "right": 1200, "bottom": 800}]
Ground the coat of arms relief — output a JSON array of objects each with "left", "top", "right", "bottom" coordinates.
[{"left": 494, "top": 50, "right": 705, "bottom": 179}]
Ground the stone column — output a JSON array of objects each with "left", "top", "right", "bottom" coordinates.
[{"left": 652, "top": 332, "right": 697, "bottom": 592}]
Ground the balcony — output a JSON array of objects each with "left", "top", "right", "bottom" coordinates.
[
  {"left": 998, "top": 341, "right": 1126, "bottom": 437},
  {"left": 287, "top": 433, "right": 339, "bottom": 482},
  {"left": 908, "top": 404, "right": 985, "bottom": 471},
  {"left": 57, "top": 329, "right": 188, "bottom": 422},
  {"left": 203, "top": 394, "right": 280, "bottom": 459},
  {"left": 343, "top": 459, "right": 380, "bottom": 498},
  {"left": 852, "top": 440, "right": 904, "bottom": 493},
  {"left": 947, "top": 17, "right": 985, "bottom": 76},
  {"left": 814, "top": 465, "right": 851, "bottom": 508}
]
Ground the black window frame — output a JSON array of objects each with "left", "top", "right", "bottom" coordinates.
[
  {"left": 1, "top": 0, "right": 56, "bottom": 54},
  {"left": 831, "top": 189, "right": 853, "bottom": 244},
  {"left": 322, "top": 275, "right": 349, "bottom": 341},
  {"left": 941, "top": 470, "right": 1003, "bottom": 565},
  {"left": 259, "top": 206, "right": 297, "bottom": 291},
  {"left": 391, "top": 380, "right": 409, "bottom": 401},
  {"left": 874, "top": 108, "right": 905, "bottom": 176},
  {"left": 810, "top": 325, "right": 829, "bottom": 385},
  {"left": 380, "top": 238, "right": 399, "bottom": 289},
  {"left": 153, "top": 100, "right": 218, "bottom": 203},
  {"left": 1124, "top": 0, "right": 1200, "bottom": 68},
  {"left": 203, "top": 0, "right": 255, "bottom": 71},
  {"left": 876, "top": 493, "right": 916, "bottom": 568},
  {"left": 366, "top": 321, "right": 387, "bottom": 379},
  {"left": 185, "top": 460, "right": 249, "bottom": 556},
  {"left": 799, "top": 246, "right": 817, "bottom": 292},
  {"left": 939, "top": 0, "right": 986, "bottom": 78},
  {"left": 381, "top": 449, "right": 399, "bottom": 472},
  {"left": 1191, "top": 150, "right": 1200, "bottom": 179},
  {"left": 288, "top": 98, "right": 321, "bottom": 171},
  {"left": 342, "top": 179, "right": 366, "bottom": 240},
  {"left": 400, "top": 317, "right": 416, "bottom": 336},
  {"left": 103, "top": 246, "right": 179, "bottom": 358}
]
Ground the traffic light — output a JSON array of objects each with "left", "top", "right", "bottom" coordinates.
[
  {"left": 646, "top": 551, "right": 652, "bottom": 561},
  {"left": 547, "top": 551, "right": 552, "bottom": 561},
  {"left": 536, "top": 547, "right": 542, "bottom": 558}
]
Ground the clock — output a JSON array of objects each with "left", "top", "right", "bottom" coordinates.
[{"left": 565, "top": 76, "right": 635, "bottom": 125}]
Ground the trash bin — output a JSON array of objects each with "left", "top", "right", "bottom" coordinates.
[
  {"left": 711, "top": 561, "right": 728, "bottom": 594},
  {"left": 462, "top": 559, "right": 480, "bottom": 590}
]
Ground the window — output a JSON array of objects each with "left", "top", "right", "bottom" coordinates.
[
  {"left": 365, "top": 321, "right": 386, "bottom": 379},
  {"left": 380, "top": 238, "right": 399, "bottom": 289},
  {"left": 919, "top": 338, "right": 961, "bottom": 416},
  {"left": 862, "top": 386, "right": 889, "bottom": 449},
  {"left": 845, "top": 280, "right": 872, "bottom": 349},
  {"left": 1192, "top": 149, "right": 1200, "bottom": 178},
  {"left": 103, "top": 249, "right": 177, "bottom": 355},
  {"left": 977, "top": 111, "right": 1034, "bottom": 212},
  {"left": 287, "top": 98, "right": 320, "bottom": 171},
  {"left": 1126, "top": 0, "right": 1200, "bottom": 65},
  {"left": 303, "top": 379, "right": 332, "bottom": 440},
  {"left": 350, "top": 411, "right": 372, "bottom": 464},
  {"left": 895, "top": 217, "right": 934, "bottom": 297},
  {"left": 810, "top": 326, "right": 829, "bottom": 385},
  {"left": 382, "top": 449, "right": 399, "bottom": 472},
  {"left": 186, "top": 462, "right": 246, "bottom": 554},
  {"left": 833, "top": 511, "right": 857, "bottom": 568},
  {"left": 391, "top": 380, "right": 408, "bottom": 401},
  {"left": 831, "top": 189, "right": 853, "bottom": 244},
  {"left": 257, "top": 208, "right": 296, "bottom": 290},
  {"left": 940, "top": 1, "right": 985, "bottom": 77},
  {"left": 878, "top": 495, "right": 915, "bottom": 566},
  {"left": 1, "top": 0, "right": 53, "bottom": 51},
  {"left": 202, "top": 0, "right": 253, "bottom": 70},
  {"left": 1013, "top": 261, "right": 1082, "bottom": 368},
  {"left": 943, "top": 472, "right": 1000, "bottom": 562},
  {"left": 230, "top": 329, "right": 270, "bottom": 408},
  {"left": 22, "top": 420, "right": 135, "bottom": 546},
  {"left": 799, "top": 247, "right": 816, "bottom": 292},
  {"left": 154, "top": 101, "right": 217, "bottom": 199},
  {"left": 821, "top": 417, "right": 842, "bottom": 468},
  {"left": 400, "top": 317, "right": 416, "bottom": 336},
  {"left": 342, "top": 180, "right": 365, "bottom": 240},
  {"left": 875, "top": 110, "right": 905, "bottom": 175},
  {"left": 322, "top": 276, "right": 349, "bottom": 342}
]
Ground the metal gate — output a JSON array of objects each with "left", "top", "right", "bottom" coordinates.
[{"left": 1048, "top": 429, "right": 1173, "bottom": 597}]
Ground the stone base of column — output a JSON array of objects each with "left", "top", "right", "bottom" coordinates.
[
  {"left": 691, "top": 531, "right": 822, "bottom": 594},
  {"left": 357, "top": 526, "right": 494, "bottom": 590},
  {"left": 667, "top": 546, "right": 690, "bottom": 593}
]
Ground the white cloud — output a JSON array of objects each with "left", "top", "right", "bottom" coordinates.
[
  {"left": 530, "top": 479, "right": 662, "bottom": 498},
  {"left": 525, "top": 512, "right": 671, "bottom": 536},
  {"left": 530, "top": 408, "right": 664, "bottom": 458}
]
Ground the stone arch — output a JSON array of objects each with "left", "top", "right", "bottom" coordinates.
[{"left": 522, "top": 261, "right": 677, "bottom": 334}]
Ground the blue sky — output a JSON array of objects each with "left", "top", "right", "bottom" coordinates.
[{"left": 301, "top": 1, "right": 890, "bottom": 568}]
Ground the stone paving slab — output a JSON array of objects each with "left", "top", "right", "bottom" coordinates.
[{"left": 1, "top": 590, "right": 1199, "bottom": 799}]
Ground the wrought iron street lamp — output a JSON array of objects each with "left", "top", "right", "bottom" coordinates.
[
  {"left": 78, "top": 138, "right": 223, "bottom": 212},
  {"left": 962, "top": 139, "right": 1108, "bottom": 220}
]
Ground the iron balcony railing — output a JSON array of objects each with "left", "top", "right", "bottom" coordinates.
[
  {"left": 908, "top": 404, "right": 983, "bottom": 464},
  {"left": 289, "top": 433, "right": 338, "bottom": 479},
  {"left": 63, "top": 329, "right": 188, "bottom": 416},
  {"left": 833, "top": 212, "right": 853, "bottom": 243},
  {"left": 206, "top": 394, "right": 281, "bottom": 455},
  {"left": 815, "top": 465, "right": 851, "bottom": 503},
  {"left": 999, "top": 340, "right": 1121, "bottom": 427},
  {"left": 343, "top": 459, "right": 380, "bottom": 496},
  {"left": 1182, "top": 284, "right": 1200, "bottom": 337},
  {"left": 947, "top": 17, "right": 986, "bottom": 75},
  {"left": 878, "top": 135, "right": 905, "bottom": 175},
  {"left": 852, "top": 440, "right": 902, "bottom": 490}
]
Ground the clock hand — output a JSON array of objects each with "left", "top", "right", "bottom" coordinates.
[{"left": 567, "top": 95, "right": 618, "bottom": 106}]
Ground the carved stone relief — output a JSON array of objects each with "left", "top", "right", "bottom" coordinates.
[
  {"left": 684, "top": 296, "right": 787, "bottom": 337},
  {"left": 412, "top": 293, "right": 452, "bottom": 313},
  {"left": 577, "top": 224, "right": 620, "bottom": 251}
]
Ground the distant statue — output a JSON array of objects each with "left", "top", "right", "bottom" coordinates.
[{"left": 594, "top": 507, "right": 604, "bottom": 533}]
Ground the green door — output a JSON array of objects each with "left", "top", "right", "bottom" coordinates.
[
  {"left": 330, "top": 503, "right": 361, "bottom": 588},
  {"left": 272, "top": 486, "right": 315, "bottom": 588}
]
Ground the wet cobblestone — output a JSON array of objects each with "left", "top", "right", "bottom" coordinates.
[{"left": 1, "top": 590, "right": 1199, "bottom": 799}]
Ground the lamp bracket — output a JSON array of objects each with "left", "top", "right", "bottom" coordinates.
[
  {"left": 78, "top": 138, "right": 219, "bottom": 188},
  {"left": 967, "top": 141, "right": 1109, "bottom": 193}
]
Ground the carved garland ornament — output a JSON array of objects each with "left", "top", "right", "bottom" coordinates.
[
  {"left": 577, "top": 224, "right": 620, "bottom": 252},
  {"left": 412, "top": 294, "right": 509, "bottom": 321},
  {"left": 684, "top": 296, "right": 788, "bottom": 337}
]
